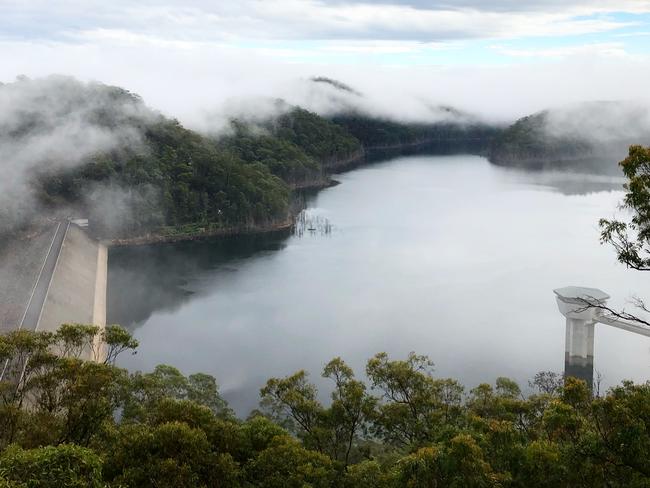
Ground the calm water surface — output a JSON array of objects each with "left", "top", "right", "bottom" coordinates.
[{"left": 108, "top": 155, "right": 650, "bottom": 415}]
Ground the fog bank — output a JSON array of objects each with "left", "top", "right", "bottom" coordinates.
[
  {"left": 0, "top": 75, "right": 156, "bottom": 231},
  {"left": 2, "top": 37, "right": 650, "bottom": 131}
]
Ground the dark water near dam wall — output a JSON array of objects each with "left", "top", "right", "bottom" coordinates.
[{"left": 108, "top": 154, "right": 650, "bottom": 415}]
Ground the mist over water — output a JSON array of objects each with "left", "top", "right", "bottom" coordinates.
[{"left": 109, "top": 154, "right": 650, "bottom": 415}]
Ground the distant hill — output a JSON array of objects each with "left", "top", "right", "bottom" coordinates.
[
  {"left": 310, "top": 76, "right": 362, "bottom": 96},
  {"left": 219, "top": 105, "right": 363, "bottom": 189},
  {"left": 1, "top": 76, "right": 290, "bottom": 238},
  {"left": 302, "top": 77, "right": 500, "bottom": 153},
  {"left": 331, "top": 111, "right": 500, "bottom": 153},
  {"left": 489, "top": 101, "right": 650, "bottom": 172},
  {"left": 2, "top": 75, "right": 502, "bottom": 242},
  {"left": 15, "top": 77, "right": 647, "bottom": 244}
]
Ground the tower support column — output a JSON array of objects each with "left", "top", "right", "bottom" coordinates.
[
  {"left": 564, "top": 318, "right": 594, "bottom": 386},
  {"left": 554, "top": 286, "right": 610, "bottom": 389}
]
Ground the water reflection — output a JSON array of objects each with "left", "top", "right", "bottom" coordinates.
[
  {"left": 108, "top": 155, "right": 650, "bottom": 416},
  {"left": 493, "top": 166, "right": 625, "bottom": 196},
  {"left": 108, "top": 233, "right": 289, "bottom": 328}
]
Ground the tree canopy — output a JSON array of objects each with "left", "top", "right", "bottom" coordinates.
[
  {"left": 601, "top": 145, "right": 650, "bottom": 271},
  {"left": 3, "top": 324, "right": 650, "bottom": 487}
]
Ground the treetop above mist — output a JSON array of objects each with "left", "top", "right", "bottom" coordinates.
[
  {"left": 310, "top": 76, "right": 363, "bottom": 96},
  {"left": 0, "top": 75, "right": 498, "bottom": 240},
  {"left": 5, "top": 75, "right": 641, "bottom": 241},
  {"left": 489, "top": 101, "right": 650, "bottom": 171}
]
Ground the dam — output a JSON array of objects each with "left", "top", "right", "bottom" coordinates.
[{"left": 0, "top": 220, "right": 107, "bottom": 363}]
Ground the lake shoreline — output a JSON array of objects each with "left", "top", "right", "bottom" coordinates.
[
  {"left": 106, "top": 217, "right": 295, "bottom": 247},
  {"left": 106, "top": 139, "right": 493, "bottom": 248}
]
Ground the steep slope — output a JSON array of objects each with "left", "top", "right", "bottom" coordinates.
[
  {"left": 331, "top": 112, "right": 499, "bottom": 153},
  {"left": 219, "top": 105, "right": 364, "bottom": 188},
  {"left": 2, "top": 75, "right": 503, "bottom": 243},
  {"left": 1, "top": 76, "right": 290, "bottom": 239}
]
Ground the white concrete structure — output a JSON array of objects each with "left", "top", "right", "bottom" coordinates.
[
  {"left": 554, "top": 286, "right": 650, "bottom": 386},
  {"left": 38, "top": 224, "right": 107, "bottom": 361},
  {"left": 70, "top": 218, "right": 89, "bottom": 228}
]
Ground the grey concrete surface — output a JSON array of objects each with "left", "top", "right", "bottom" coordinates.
[
  {"left": 39, "top": 224, "right": 105, "bottom": 334},
  {"left": 0, "top": 223, "right": 58, "bottom": 333},
  {"left": 21, "top": 222, "right": 68, "bottom": 332}
]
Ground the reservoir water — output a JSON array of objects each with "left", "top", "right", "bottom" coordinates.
[{"left": 108, "top": 154, "right": 650, "bottom": 415}]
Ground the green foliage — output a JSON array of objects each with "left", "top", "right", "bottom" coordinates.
[
  {"left": 29, "top": 87, "right": 291, "bottom": 237},
  {"left": 260, "top": 357, "right": 375, "bottom": 465},
  {"left": 244, "top": 436, "right": 335, "bottom": 488},
  {"left": 4, "top": 77, "right": 506, "bottom": 238},
  {"left": 103, "top": 324, "right": 139, "bottom": 365},
  {"left": 271, "top": 107, "right": 362, "bottom": 165},
  {"left": 102, "top": 421, "right": 240, "bottom": 488},
  {"left": 600, "top": 145, "right": 650, "bottom": 271},
  {"left": 36, "top": 96, "right": 366, "bottom": 238},
  {"left": 343, "top": 459, "right": 389, "bottom": 488},
  {"left": 4, "top": 327, "right": 650, "bottom": 487},
  {"left": 489, "top": 111, "right": 592, "bottom": 167},
  {"left": 0, "top": 325, "right": 134, "bottom": 449},
  {"left": 0, "top": 444, "right": 103, "bottom": 488},
  {"left": 123, "top": 364, "right": 232, "bottom": 421},
  {"left": 221, "top": 107, "right": 363, "bottom": 189},
  {"left": 393, "top": 436, "right": 505, "bottom": 488},
  {"left": 238, "top": 415, "right": 289, "bottom": 455},
  {"left": 220, "top": 121, "right": 322, "bottom": 186},
  {"left": 332, "top": 112, "right": 498, "bottom": 152},
  {"left": 366, "top": 352, "right": 465, "bottom": 446}
]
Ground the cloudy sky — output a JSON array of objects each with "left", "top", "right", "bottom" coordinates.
[{"left": 2, "top": 0, "right": 650, "bottom": 124}]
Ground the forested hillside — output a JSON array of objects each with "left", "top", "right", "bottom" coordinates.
[
  {"left": 2, "top": 76, "right": 501, "bottom": 241},
  {"left": 488, "top": 102, "right": 650, "bottom": 172},
  {"left": 219, "top": 106, "right": 363, "bottom": 189},
  {"left": 331, "top": 111, "right": 500, "bottom": 152},
  {"left": 488, "top": 111, "right": 594, "bottom": 169},
  {"left": 2, "top": 77, "right": 292, "bottom": 238},
  {"left": 43, "top": 117, "right": 292, "bottom": 238}
]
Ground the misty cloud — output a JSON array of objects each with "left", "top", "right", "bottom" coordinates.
[
  {"left": 0, "top": 75, "right": 156, "bottom": 230},
  {"left": 197, "top": 75, "right": 488, "bottom": 137},
  {"left": 3, "top": 1, "right": 648, "bottom": 43},
  {"left": 544, "top": 101, "right": 650, "bottom": 143}
]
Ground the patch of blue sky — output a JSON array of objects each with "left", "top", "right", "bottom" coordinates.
[{"left": 232, "top": 9, "right": 650, "bottom": 67}]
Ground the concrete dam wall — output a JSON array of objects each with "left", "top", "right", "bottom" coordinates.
[
  {"left": 0, "top": 222, "right": 107, "bottom": 381},
  {"left": 38, "top": 224, "right": 107, "bottom": 335}
]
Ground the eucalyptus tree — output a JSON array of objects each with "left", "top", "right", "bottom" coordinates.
[{"left": 598, "top": 145, "right": 650, "bottom": 324}]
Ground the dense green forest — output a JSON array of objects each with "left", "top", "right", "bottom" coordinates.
[
  {"left": 12, "top": 76, "right": 646, "bottom": 241},
  {"left": 2, "top": 76, "right": 504, "bottom": 240},
  {"left": 3, "top": 78, "right": 292, "bottom": 238},
  {"left": 331, "top": 112, "right": 499, "bottom": 152},
  {"left": 488, "top": 103, "right": 650, "bottom": 172},
  {"left": 2, "top": 324, "right": 650, "bottom": 487},
  {"left": 43, "top": 117, "right": 292, "bottom": 237},
  {"left": 219, "top": 106, "right": 362, "bottom": 188},
  {"left": 488, "top": 111, "right": 593, "bottom": 169},
  {"left": 7, "top": 77, "right": 650, "bottom": 240}
]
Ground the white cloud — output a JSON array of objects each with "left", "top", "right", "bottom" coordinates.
[
  {"left": 2, "top": 0, "right": 650, "bottom": 129},
  {"left": 2, "top": 32, "right": 650, "bottom": 129},
  {"left": 2, "top": 0, "right": 648, "bottom": 43},
  {"left": 493, "top": 42, "right": 632, "bottom": 59}
]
